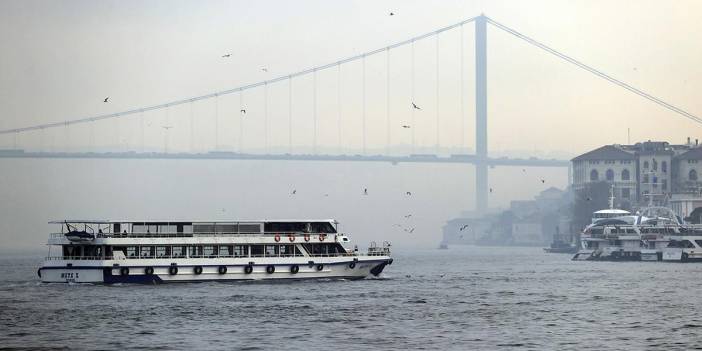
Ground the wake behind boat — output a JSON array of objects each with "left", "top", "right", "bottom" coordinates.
[{"left": 39, "top": 219, "right": 393, "bottom": 283}]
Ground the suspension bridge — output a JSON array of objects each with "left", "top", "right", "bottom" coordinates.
[{"left": 0, "top": 15, "right": 699, "bottom": 213}]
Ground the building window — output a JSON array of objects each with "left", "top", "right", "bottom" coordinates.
[
  {"left": 606, "top": 169, "right": 614, "bottom": 181},
  {"left": 662, "top": 161, "right": 667, "bottom": 173},
  {"left": 622, "top": 188, "right": 630, "bottom": 199},
  {"left": 691, "top": 169, "right": 699, "bottom": 181},
  {"left": 590, "top": 169, "right": 599, "bottom": 181},
  {"left": 643, "top": 174, "right": 649, "bottom": 183},
  {"left": 652, "top": 159, "right": 658, "bottom": 171},
  {"left": 643, "top": 161, "right": 649, "bottom": 169},
  {"left": 621, "top": 169, "right": 630, "bottom": 181},
  {"left": 662, "top": 179, "right": 667, "bottom": 191}
]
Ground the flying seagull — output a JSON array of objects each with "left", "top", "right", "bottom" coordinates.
[
  {"left": 103, "top": 97, "right": 109, "bottom": 103},
  {"left": 489, "top": 188, "right": 493, "bottom": 193},
  {"left": 222, "top": 54, "right": 231, "bottom": 58},
  {"left": 292, "top": 189, "right": 297, "bottom": 195},
  {"left": 459, "top": 224, "right": 469, "bottom": 231},
  {"left": 540, "top": 179, "right": 545, "bottom": 184},
  {"left": 404, "top": 214, "right": 412, "bottom": 218},
  {"left": 389, "top": 12, "right": 395, "bottom": 16},
  {"left": 402, "top": 125, "right": 411, "bottom": 129},
  {"left": 412, "top": 102, "right": 421, "bottom": 110},
  {"left": 261, "top": 68, "right": 268, "bottom": 72},
  {"left": 240, "top": 109, "right": 246, "bottom": 114},
  {"left": 406, "top": 191, "right": 412, "bottom": 196},
  {"left": 364, "top": 188, "right": 368, "bottom": 195}
]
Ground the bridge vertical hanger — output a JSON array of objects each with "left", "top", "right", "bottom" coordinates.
[
  {"left": 288, "top": 77, "right": 293, "bottom": 154},
  {"left": 475, "top": 14, "right": 488, "bottom": 214},
  {"left": 362, "top": 55, "right": 367, "bottom": 155},
  {"left": 188, "top": 103, "right": 194, "bottom": 153},
  {"left": 313, "top": 70, "right": 318, "bottom": 154},
  {"left": 436, "top": 32, "right": 440, "bottom": 154},
  {"left": 239, "top": 91, "right": 244, "bottom": 153},
  {"left": 386, "top": 48, "right": 391, "bottom": 155},
  {"left": 460, "top": 24, "right": 465, "bottom": 151},
  {"left": 214, "top": 95, "right": 219, "bottom": 151},
  {"left": 337, "top": 64, "right": 342, "bottom": 154},
  {"left": 411, "top": 40, "right": 416, "bottom": 154},
  {"left": 264, "top": 82, "right": 269, "bottom": 154}
]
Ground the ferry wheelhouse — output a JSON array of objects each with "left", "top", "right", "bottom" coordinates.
[{"left": 39, "top": 219, "right": 393, "bottom": 283}]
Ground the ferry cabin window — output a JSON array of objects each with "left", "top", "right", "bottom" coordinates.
[
  {"left": 239, "top": 224, "right": 261, "bottom": 234},
  {"left": 159, "top": 225, "right": 176, "bottom": 234},
  {"left": 233, "top": 245, "right": 247, "bottom": 257},
  {"left": 126, "top": 246, "right": 138, "bottom": 257},
  {"left": 310, "top": 222, "right": 336, "bottom": 233},
  {"left": 695, "top": 240, "right": 702, "bottom": 248},
  {"left": 156, "top": 246, "right": 169, "bottom": 258},
  {"left": 215, "top": 224, "right": 237, "bottom": 234},
  {"left": 250, "top": 245, "right": 264, "bottom": 257},
  {"left": 172, "top": 246, "right": 186, "bottom": 258},
  {"left": 203, "top": 246, "right": 217, "bottom": 257},
  {"left": 219, "top": 246, "right": 232, "bottom": 256},
  {"left": 265, "top": 245, "right": 278, "bottom": 257},
  {"left": 684, "top": 240, "right": 695, "bottom": 249},
  {"left": 279, "top": 245, "right": 297, "bottom": 257},
  {"left": 194, "top": 224, "right": 215, "bottom": 234},
  {"left": 189, "top": 246, "right": 203, "bottom": 258},
  {"left": 141, "top": 246, "right": 154, "bottom": 258}
]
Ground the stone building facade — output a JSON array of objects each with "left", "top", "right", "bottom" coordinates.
[{"left": 572, "top": 140, "right": 702, "bottom": 209}]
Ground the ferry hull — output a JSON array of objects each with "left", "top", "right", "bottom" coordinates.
[{"left": 39, "top": 257, "right": 392, "bottom": 284}]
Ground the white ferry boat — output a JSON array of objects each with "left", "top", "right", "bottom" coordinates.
[
  {"left": 573, "top": 206, "right": 702, "bottom": 262},
  {"left": 38, "top": 219, "right": 393, "bottom": 283}
]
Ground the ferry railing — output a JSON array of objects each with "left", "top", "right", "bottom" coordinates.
[
  {"left": 45, "top": 252, "right": 361, "bottom": 261},
  {"left": 50, "top": 231, "right": 342, "bottom": 239}
]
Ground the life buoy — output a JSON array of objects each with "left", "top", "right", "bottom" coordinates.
[
  {"left": 194, "top": 266, "right": 203, "bottom": 275},
  {"left": 348, "top": 262, "right": 356, "bottom": 269},
  {"left": 244, "top": 265, "right": 253, "bottom": 274},
  {"left": 274, "top": 234, "right": 281, "bottom": 242},
  {"left": 304, "top": 234, "right": 311, "bottom": 242},
  {"left": 266, "top": 265, "right": 275, "bottom": 274},
  {"left": 120, "top": 267, "right": 130, "bottom": 276},
  {"left": 319, "top": 234, "right": 326, "bottom": 242},
  {"left": 288, "top": 234, "right": 296, "bottom": 242},
  {"left": 168, "top": 266, "right": 178, "bottom": 275},
  {"left": 218, "top": 266, "right": 227, "bottom": 274},
  {"left": 316, "top": 264, "right": 324, "bottom": 271},
  {"left": 144, "top": 267, "right": 154, "bottom": 275},
  {"left": 290, "top": 265, "right": 299, "bottom": 274}
]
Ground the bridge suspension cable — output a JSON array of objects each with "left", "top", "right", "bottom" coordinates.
[
  {"left": 486, "top": 17, "right": 702, "bottom": 125},
  {"left": 0, "top": 16, "right": 478, "bottom": 136}
]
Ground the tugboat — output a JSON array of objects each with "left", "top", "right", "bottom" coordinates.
[{"left": 38, "top": 219, "right": 393, "bottom": 283}]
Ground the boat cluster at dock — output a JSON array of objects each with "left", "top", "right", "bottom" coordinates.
[
  {"left": 39, "top": 219, "right": 392, "bottom": 284},
  {"left": 573, "top": 206, "right": 702, "bottom": 262}
]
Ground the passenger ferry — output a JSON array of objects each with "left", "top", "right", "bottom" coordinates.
[
  {"left": 572, "top": 206, "right": 702, "bottom": 262},
  {"left": 38, "top": 219, "right": 393, "bottom": 283}
]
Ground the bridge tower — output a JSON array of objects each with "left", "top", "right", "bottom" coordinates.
[{"left": 475, "top": 14, "right": 488, "bottom": 214}]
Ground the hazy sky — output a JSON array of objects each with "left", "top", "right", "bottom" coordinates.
[{"left": 0, "top": 0, "right": 700, "bottom": 157}]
